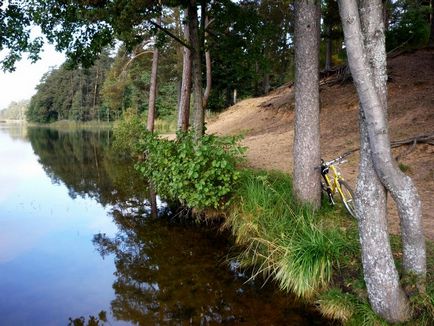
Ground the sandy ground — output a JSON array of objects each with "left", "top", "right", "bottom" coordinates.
[{"left": 207, "top": 48, "right": 434, "bottom": 240}]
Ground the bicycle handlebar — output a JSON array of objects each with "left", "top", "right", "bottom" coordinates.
[{"left": 316, "top": 152, "right": 351, "bottom": 170}]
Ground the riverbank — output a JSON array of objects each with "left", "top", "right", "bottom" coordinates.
[
  {"left": 222, "top": 169, "right": 434, "bottom": 325},
  {"left": 203, "top": 49, "right": 434, "bottom": 324}
]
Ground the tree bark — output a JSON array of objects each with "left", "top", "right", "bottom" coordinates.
[
  {"left": 147, "top": 17, "right": 160, "bottom": 133},
  {"left": 293, "top": 0, "right": 321, "bottom": 209},
  {"left": 203, "top": 15, "right": 212, "bottom": 110},
  {"left": 338, "top": 0, "right": 426, "bottom": 282},
  {"left": 263, "top": 73, "right": 270, "bottom": 94},
  {"left": 177, "top": 8, "right": 192, "bottom": 133},
  {"left": 188, "top": 0, "right": 204, "bottom": 139},
  {"left": 355, "top": 4, "right": 410, "bottom": 321}
]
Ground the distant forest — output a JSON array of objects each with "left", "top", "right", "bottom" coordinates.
[
  {"left": 24, "top": 0, "right": 433, "bottom": 124},
  {"left": 0, "top": 100, "right": 29, "bottom": 120}
]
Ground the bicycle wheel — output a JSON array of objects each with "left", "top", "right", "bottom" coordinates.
[{"left": 338, "top": 180, "right": 356, "bottom": 218}]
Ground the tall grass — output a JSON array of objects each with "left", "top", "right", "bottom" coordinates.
[{"left": 225, "top": 170, "right": 359, "bottom": 299}]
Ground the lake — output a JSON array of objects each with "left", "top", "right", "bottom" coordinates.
[{"left": 0, "top": 124, "right": 327, "bottom": 325}]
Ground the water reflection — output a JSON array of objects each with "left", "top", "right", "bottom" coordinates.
[
  {"left": 93, "top": 213, "right": 323, "bottom": 325},
  {"left": 0, "top": 125, "right": 328, "bottom": 325},
  {"left": 27, "top": 127, "right": 149, "bottom": 208}
]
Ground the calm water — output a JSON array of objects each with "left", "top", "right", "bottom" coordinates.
[{"left": 0, "top": 124, "right": 327, "bottom": 325}]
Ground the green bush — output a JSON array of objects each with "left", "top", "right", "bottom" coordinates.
[
  {"left": 112, "top": 108, "right": 147, "bottom": 158},
  {"left": 135, "top": 131, "right": 245, "bottom": 210}
]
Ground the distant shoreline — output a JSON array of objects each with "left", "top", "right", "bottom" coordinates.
[{"left": 0, "top": 119, "right": 26, "bottom": 124}]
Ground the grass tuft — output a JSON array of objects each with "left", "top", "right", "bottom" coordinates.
[
  {"left": 226, "top": 170, "right": 359, "bottom": 299},
  {"left": 317, "top": 288, "right": 356, "bottom": 322}
]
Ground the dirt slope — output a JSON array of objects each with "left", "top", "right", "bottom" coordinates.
[{"left": 207, "top": 48, "right": 434, "bottom": 239}]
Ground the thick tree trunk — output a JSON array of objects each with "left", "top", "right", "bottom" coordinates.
[
  {"left": 188, "top": 0, "right": 204, "bottom": 139},
  {"left": 356, "top": 122, "right": 410, "bottom": 322},
  {"left": 147, "top": 17, "right": 160, "bottom": 133},
  {"left": 293, "top": 0, "right": 321, "bottom": 208},
  {"left": 177, "top": 9, "right": 192, "bottom": 133},
  {"left": 339, "top": 0, "right": 426, "bottom": 281},
  {"left": 353, "top": 1, "right": 411, "bottom": 322}
]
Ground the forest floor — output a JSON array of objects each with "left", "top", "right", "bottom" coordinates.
[{"left": 207, "top": 48, "right": 434, "bottom": 240}]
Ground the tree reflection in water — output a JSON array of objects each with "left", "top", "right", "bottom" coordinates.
[
  {"left": 27, "top": 127, "right": 327, "bottom": 325},
  {"left": 28, "top": 127, "right": 149, "bottom": 207},
  {"left": 94, "top": 207, "right": 325, "bottom": 325}
]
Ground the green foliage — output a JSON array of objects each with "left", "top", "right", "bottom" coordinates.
[
  {"left": 386, "top": 0, "right": 431, "bottom": 51},
  {"left": 208, "top": 0, "right": 293, "bottom": 110},
  {"left": 26, "top": 52, "right": 113, "bottom": 123},
  {"left": 0, "top": 3, "right": 44, "bottom": 71},
  {"left": 399, "top": 162, "right": 411, "bottom": 173},
  {"left": 101, "top": 44, "right": 179, "bottom": 121},
  {"left": 68, "top": 310, "right": 108, "bottom": 326},
  {"left": 112, "top": 109, "right": 148, "bottom": 158},
  {"left": 225, "top": 170, "right": 359, "bottom": 299},
  {"left": 317, "top": 288, "right": 356, "bottom": 322},
  {"left": 112, "top": 109, "right": 177, "bottom": 160},
  {"left": 135, "top": 132, "right": 245, "bottom": 210}
]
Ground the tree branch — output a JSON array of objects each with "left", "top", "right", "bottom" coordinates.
[{"left": 149, "top": 20, "right": 192, "bottom": 50}]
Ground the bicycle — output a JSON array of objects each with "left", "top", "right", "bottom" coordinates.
[{"left": 317, "top": 153, "right": 356, "bottom": 218}]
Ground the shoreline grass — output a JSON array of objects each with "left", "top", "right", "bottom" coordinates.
[
  {"left": 222, "top": 169, "right": 434, "bottom": 325},
  {"left": 28, "top": 119, "right": 114, "bottom": 131}
]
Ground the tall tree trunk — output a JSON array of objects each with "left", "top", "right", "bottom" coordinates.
[
  {"left": 93, "top": 66, "right": 100, "bottom": 122},
  {"left": 178, "top": 8, "right": 192, "bottom": 133},
  {"left": 338, "top": 0, "right": 426, "bottom": 283},
  {"left": 353, "top": 2, "right": 410, "bottom": 322},
  {"left": 293, "top": 0, "right": 321, "bottom": 209},
  {"left": 147, "top": 17, "right": 160, "bottom": 133},
  {"left": 263, "top": 73, "right": 270, "bottom": 94},
  {"left": 203, "top": 15, "right": 212, "bottom": 110},
  {"left": 188, "top": 0, "right": 204, "bottom": 139}
]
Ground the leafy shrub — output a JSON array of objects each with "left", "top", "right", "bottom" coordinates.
[
  {"left": 135, "top": 131, "right": 245, "bottom": 210},
  {"left": 112, "top": 108, "right": 147, "bottom": 158}
]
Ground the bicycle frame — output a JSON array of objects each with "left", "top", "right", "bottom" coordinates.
[{"left": 320, "top": 158, "right": 349, "bottom": 203}]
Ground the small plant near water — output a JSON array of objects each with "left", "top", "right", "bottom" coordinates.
[
  {"left": 135, "top": 131, "right": 245, "bottom": 210},
  {"left": 112, "top": 109, "right": 177, "bottom": 158}
]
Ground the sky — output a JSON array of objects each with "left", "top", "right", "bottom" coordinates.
[{"left": 0, "top": 44, "right": 66, "bottom": 110}]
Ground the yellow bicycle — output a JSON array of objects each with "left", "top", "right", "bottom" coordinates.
[{"left": 318, "top": 153, "right": 356, "bottom": 218}]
